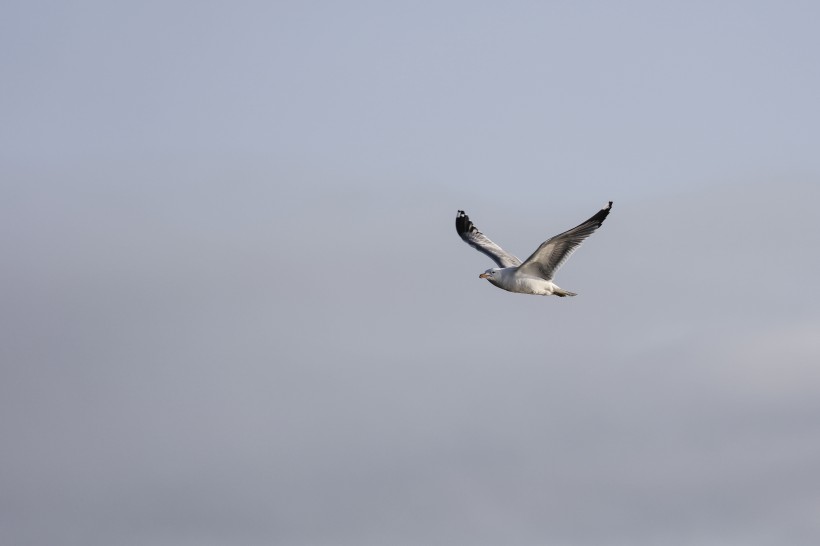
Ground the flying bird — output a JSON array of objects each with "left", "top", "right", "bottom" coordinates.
[{"left": 455, "top": 201, "right": 612, "bottom": 296}]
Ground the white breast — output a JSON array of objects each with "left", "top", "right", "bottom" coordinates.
[{"left": 493, "top": 270, "right": 557, "bottom": 295}]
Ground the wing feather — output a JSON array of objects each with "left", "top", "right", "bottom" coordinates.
[
  {"left": 517, "top": 201, "right": 612, "bottom": 280},
  {"left": 455, "top": 210, "right": 522, "bottom": 268}
]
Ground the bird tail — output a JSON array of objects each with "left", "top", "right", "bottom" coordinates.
[{"left": 554, "top": 288, "right": 577, "bottom": 297}]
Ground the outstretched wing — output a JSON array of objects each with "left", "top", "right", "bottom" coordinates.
[
  {"left": 455, "top": 210, "right": 522, "bottom": 268},
  {"left": 517, "top": 201, "right": 612, "bottom": 280}
]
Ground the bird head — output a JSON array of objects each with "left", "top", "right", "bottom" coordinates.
[{"left": 479, "top": 268, "right": 497, "bottom": 280}]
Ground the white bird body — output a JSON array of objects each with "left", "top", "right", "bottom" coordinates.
[
  {"left": 456, "top": 202, "right": 612, "bottom": 297},
  {"left": 485, "top": 268, "right": 565, "bottom": 296}
]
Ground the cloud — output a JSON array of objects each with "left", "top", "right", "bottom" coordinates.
[
  {"left": 710, "top": 321, "right": 820, "bottom": 400},
  {"left": 3, "top": 169, "right": 820, "bottom": 545},
  {"left": 3, "top": 1, "right": 820, "bottom": 543}
]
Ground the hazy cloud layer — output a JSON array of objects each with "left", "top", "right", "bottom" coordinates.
[{"left": 3, "top": 2, "right": 820, "bottom": 545}]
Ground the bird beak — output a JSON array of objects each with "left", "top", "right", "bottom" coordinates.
[{"left": 479, "top": 273, "right": 489, "bottom": 279}]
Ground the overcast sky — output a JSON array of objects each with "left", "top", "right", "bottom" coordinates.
[{"left": 3, "top": 2, "right": 820, "bottom": 545}]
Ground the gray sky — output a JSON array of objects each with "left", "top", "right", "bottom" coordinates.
[{"left": 2, "top": 2, "right": 820, "bottom": 545}]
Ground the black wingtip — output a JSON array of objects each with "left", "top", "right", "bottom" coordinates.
[
  {"left": 455, "top": 210, "right": 468, "bottom": 235},
  {"left": 455, "top": 209, "right": 479, "bottom": 237},
  {"left": 586, "top": 201, "right": 613, "bottom": 228}
]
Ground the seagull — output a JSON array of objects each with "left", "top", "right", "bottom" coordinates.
[{"left": 455, "top": 201, "right": 612, "bottom": 296}]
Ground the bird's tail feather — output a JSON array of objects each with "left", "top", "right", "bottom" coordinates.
[{"left": 554, "top": 288, "right": 577, "bottom": 297}]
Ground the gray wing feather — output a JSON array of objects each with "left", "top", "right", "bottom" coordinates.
[
  {"left": 517, "top": 201, "right": 612, "bottom": 280},
  {"left": 455, "top": 210, "right": 522, "bottom": 268}
]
